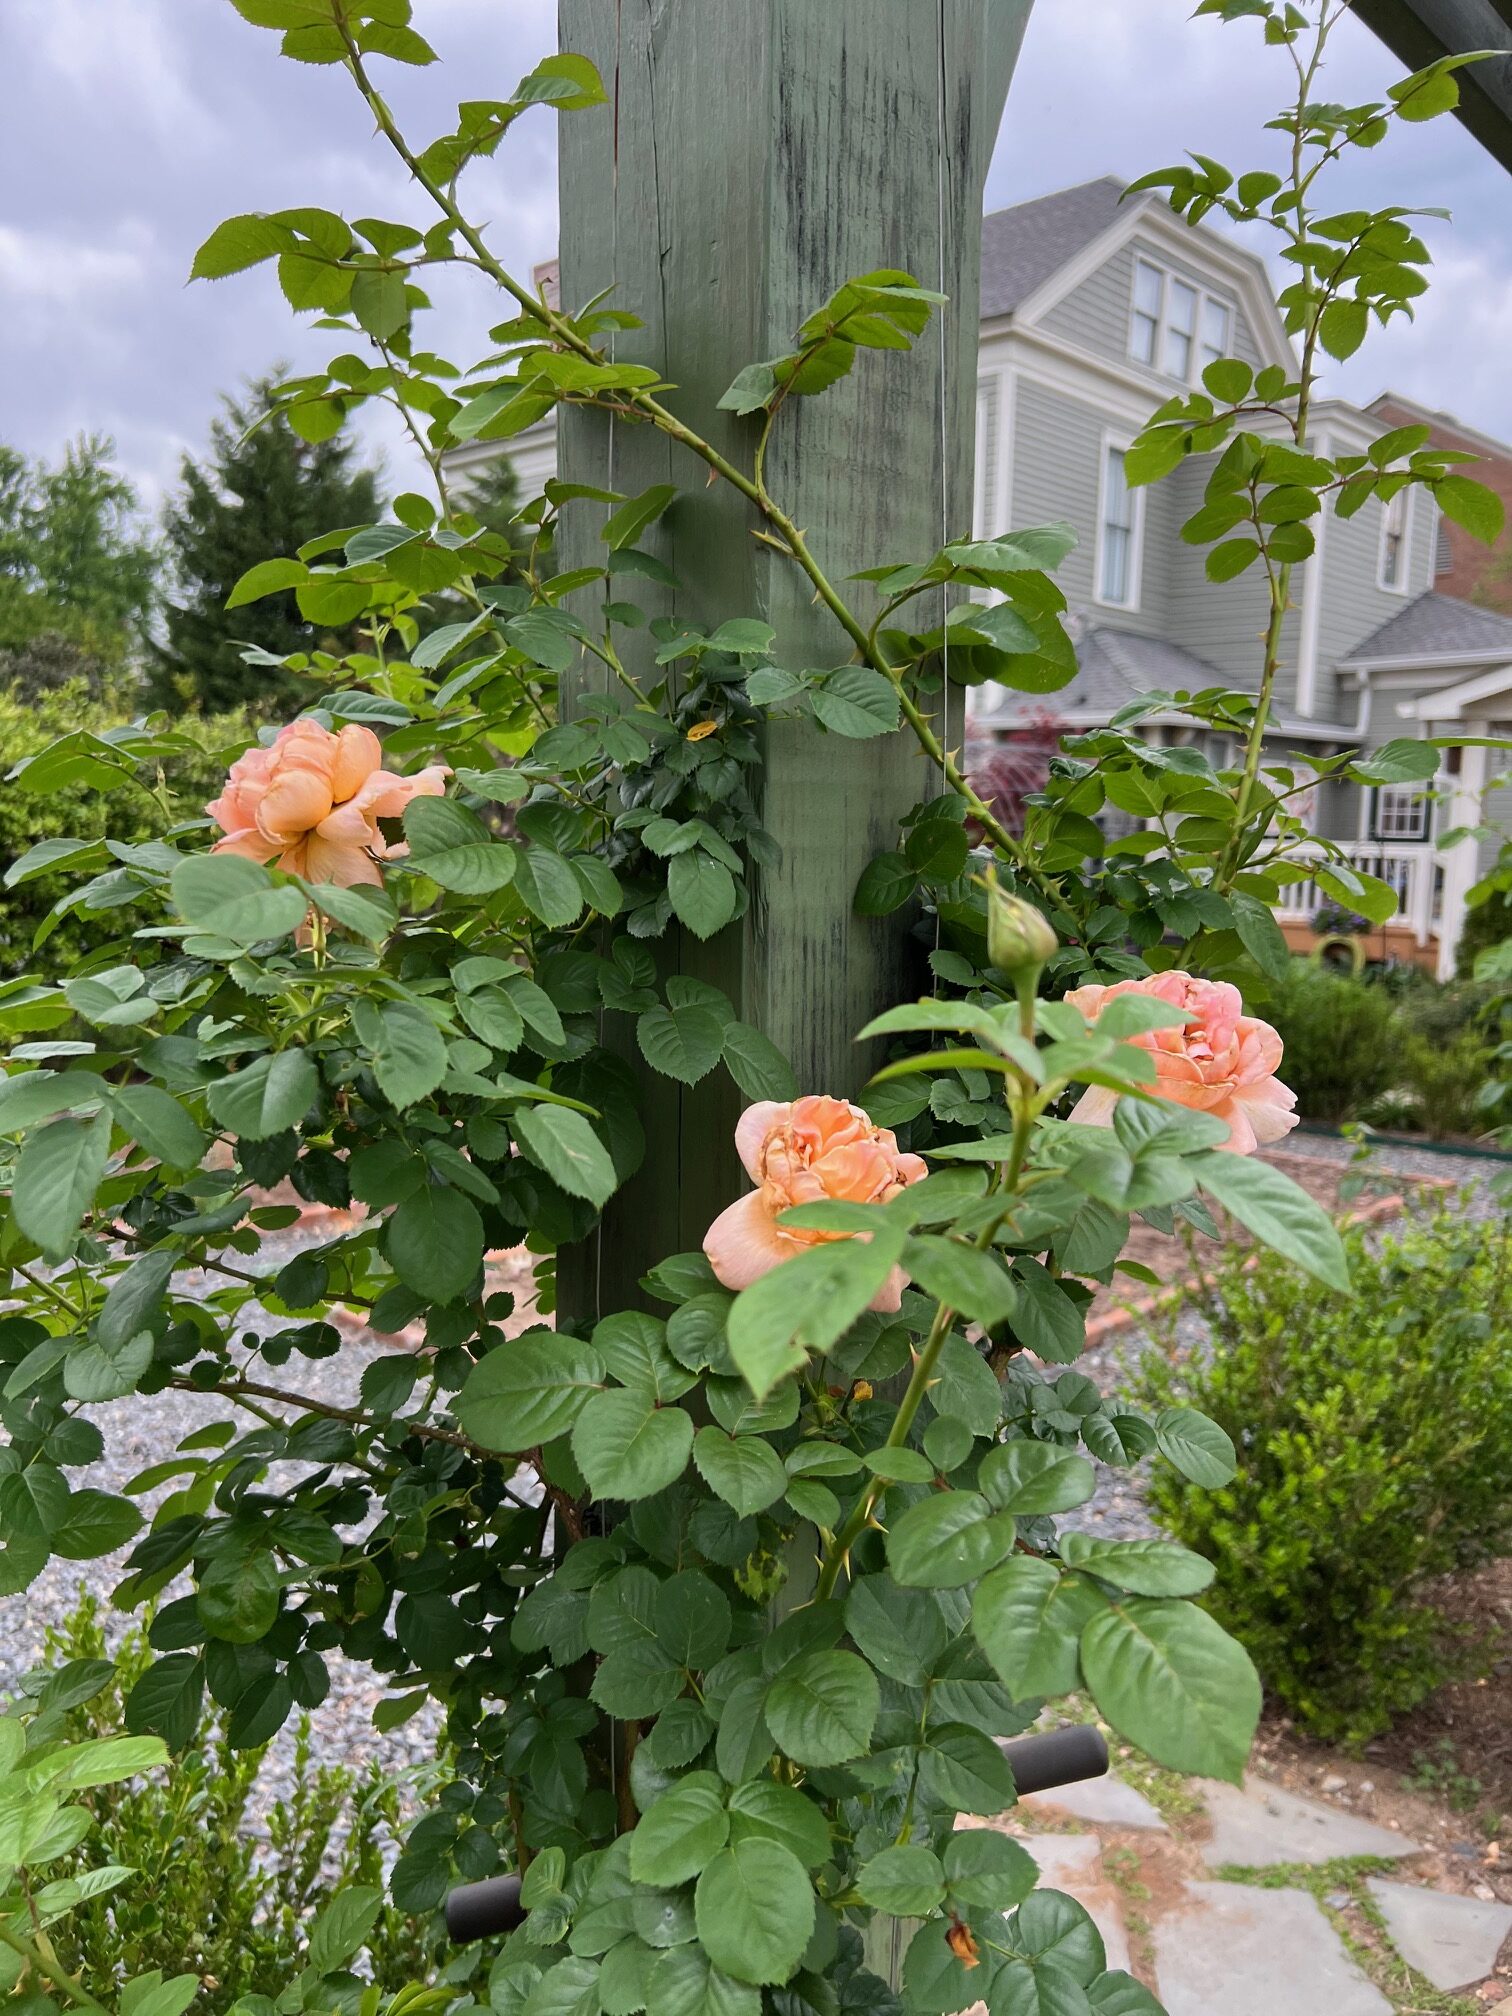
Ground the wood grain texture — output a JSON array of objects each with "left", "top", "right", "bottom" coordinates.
[{"left": 556, "top": 0, "right": 1034, "bottom": 1313}]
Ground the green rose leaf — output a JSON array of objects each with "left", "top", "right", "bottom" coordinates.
[
  {"left": 694, "top": 1838, "right": 814, "bottom": 1987},
  {"left": 763, "top": 1648, "right": 878, "bottom": 1767},
  {"left": 979, "top": 1442, "right": 1096, "bottom": 1516},
  {"left": 692, "top": 1428, "right": 789, "bottom": 1516},
  {"left": 1153, "top": 1407, "right": 1237, "bottom": 1488},
  {"left": 13, "top": 1109, "right": 112, "bottom": 1259},
  {"left": 857, "top": 1844, "right": 945, "bottom": 1916},
  {"left": 1192, "top": 1151, "right": 1350, "bottom": 1292},
  {"left": 1080, "top": 1598, "right": 1261, "bottom": 1784},
  {"left": 973, "top": 1556, "right": 1108, "bottom": 1700},
  {"left": 573, "top": 1391, "right": 694, "bottom": 1501},
  {"left": 513, "top": 1105, "right": 619, "bottom": 1208},
  {"left": 386, "top": 1184, "right": 484, "bottom": 1305},
  {"left": 207, "top": 1051, "right": 317, "bottom": 1140},
  {"left": 630, "top": 1772, "right": 731, "bottom": 1887},
  {"left": 1058, "top": 1534, "right": 1215, "bottom": 1598},
  {"left": 455, "top": 1333, "right": 606, "bottom": 1452},
  {"left": 402, "top": 797, "right": 518, "bottom": 893},
  {"left": 886, "top": 1491, "right": 1017, "bottom": 1590}
]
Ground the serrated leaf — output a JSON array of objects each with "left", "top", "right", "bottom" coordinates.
[
  {"left": 763, "top": 1649, "right": 878, "bottom": 1766},
  {"left": 403, "top": 798, "right": 518, "bottom": 893},
  {"left": 455, "top": 1333, "right": 606, "bottom": 1451},
  {"left": 573, "top": 1391, "right": 693, "bottom": 1501},
  {"left": 513, "top": 1106, "right": 618, "bottom": 1208},
  {"left": 1079, "top": 1598, "right": 1260, "bottom": 1783},
  {"left": 386, "top": 1184, "right": 484, "bottom": 1304},
  {"left": 1192, "top": 1151, "right": 1349, "bottom": 1291},
  {"left": 14, "top": 1109, "right": 112, "bottom": 1258},
  {"left": 693, "top": 1839, "right": 814, "bottom": 1987}
]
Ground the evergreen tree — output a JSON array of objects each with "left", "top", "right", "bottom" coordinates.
[
  {"left": 0, "top": 435, "right": 157, "bottom": 694},
  {"left": 151, "top": 372, "right": 381, "bottom": 713}
]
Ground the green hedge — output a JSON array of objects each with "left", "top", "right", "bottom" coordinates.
[
  {"left": 1264, "top": 957, "right": 1499, "bottom": 1137},
  {"left": 0, "top": 679, "right": 253, "bottom": 975},
  {"left": 1138, "top": 1207, "right": 1512, "bottom": 1743}
]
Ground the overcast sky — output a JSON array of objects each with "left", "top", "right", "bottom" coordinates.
[{"left": 4, "top": 0, "right": 1509, "bottom": 518}]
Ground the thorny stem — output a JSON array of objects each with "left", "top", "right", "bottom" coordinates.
[
  {"left": 1220, "top": 4, "right": 1335, "bottom": 883},
  {"left": 338, "top": 34, "right": 1052, "bottom": 894},
  {"left": 813, "top": 1089, "right": 1039, "bottom": 1602}
]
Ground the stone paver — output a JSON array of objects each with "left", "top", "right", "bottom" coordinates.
[
  {"left": 1153, "top": 1882, "right": 1392, "bottom": 2016},
  {"left": 1365, "top": 1878, "right": 1512, "bottom": 1991},
  {"left": 1023, "top": 1833, "right": 1132, "bottom": 1973},
  {"left": 1020, "top": 1773, "right": 1168, "bottom": 1832},
  {"left": 1200, "top": 1778, "right": 1423, "bottom": 1869}
]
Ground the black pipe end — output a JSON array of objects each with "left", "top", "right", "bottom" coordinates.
[{"left": 445, "top": 1874, "right": 526, "bottom": 1944}]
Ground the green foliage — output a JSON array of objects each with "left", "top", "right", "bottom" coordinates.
[
  {"left": 0, "top": 680, "right": 254, "bottom": 973},
  {"left": 151, "top": 372, "right": 382, "bottom": 713},
  {"left": 1139, "top": 1208, "right": 1512, "bottom": 1742},
  {"left": 1260, "top": 960, "right": 1399, "bottom": 1122},
  {"left": 0, "top": 4, "right": 1486, "bottom": 2010},
  {"left": 19, "top": 1595, "right": 434, "bottom": 2013},
  {"left": 0, "top": 435, "right": 157, "bottom": 684}
]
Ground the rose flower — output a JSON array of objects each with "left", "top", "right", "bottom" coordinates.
[
  {"left": 704, "top": 1095, "right": 927, "bottom": 1311},
  {"left": 207, "top": 719, "right": 448, "bottom": 886},
  {"left": 1065, "top": 970, "right": 1298, "bottom": 1155}
]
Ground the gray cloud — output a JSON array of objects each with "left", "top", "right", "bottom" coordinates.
[{"left": 2, "top": 0, "right": 1506, "bottom": 519}]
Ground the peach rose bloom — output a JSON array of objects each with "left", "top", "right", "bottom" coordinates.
[
  {"left": 704, "top": 1096, "right": 928, "bottom": 1311},
  {"left": 1064, "top": 970, "right": 1298, "bottom": 1155},
  {"left": 207, "top": 719, "right": 448, "bottom": 886}
]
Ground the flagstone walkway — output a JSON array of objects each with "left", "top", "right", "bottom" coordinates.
[{"left": 985, "top": 1763, "right": 1512, "bottom": 2013}]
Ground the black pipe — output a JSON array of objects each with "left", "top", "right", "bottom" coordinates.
[
  {"left": 439, "top": 1726, "right": 1108, "bottom": 1942},
  {"left": 444, "top": 1873, "right": 526, "bottom": 1945},
  {"left": 1001, "top": 1724, "right": 1109, "bottom": 1798}
]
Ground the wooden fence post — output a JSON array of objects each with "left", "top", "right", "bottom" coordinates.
[{"left": 556, "top": 0, "right": 1034, "bottom": 1314}]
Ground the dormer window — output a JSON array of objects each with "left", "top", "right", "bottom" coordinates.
[
  {"left": 1165, "top": 280, "right": 1197, "bottom": 378},
  {"left": 1131, "top": 260, "right": 1163, "bottom": 365},
  {"left": 1128, "top": 255, "right": 1234, "bottom": 384}
]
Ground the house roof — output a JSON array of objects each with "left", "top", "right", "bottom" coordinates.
[
  {"left": 1340, "top": 591, "right": 1512, "bottom": 668},
  {"left": 980, "top": 625, "right": 1350, "bottom": 740},
  {"left": 980, "top": 177, "right": 1130, "bottom": 320}
]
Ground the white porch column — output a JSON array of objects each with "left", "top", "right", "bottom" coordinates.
[{"left": 1436, "top": 723, "right": 1490, "bottom": 980}]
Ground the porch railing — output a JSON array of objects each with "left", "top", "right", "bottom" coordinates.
[{"left": 1275, "top": 843, "right": 1441, "bottom": 947}]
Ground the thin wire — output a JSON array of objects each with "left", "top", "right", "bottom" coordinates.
[
  {"left": 933, "top": 0, "right": 952, "bottom": 967},
  {"left": 593, "top": 0, "right": 624, "bottom": 1334}
]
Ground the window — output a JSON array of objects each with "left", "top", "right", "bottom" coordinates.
[
  {"left": 1127, "top": 255, "right": 1235, "bottom": 386},
  {"left": 1373, "top": 784, "right": 1429, "bottom": 841},
  {"left": 1098, "top": 443, "right": 1141, "bottom": 607},
  {"left": 1199, "top": 297, "right": 1230, "bottom": 371},
  {"left": 1378, "top": 488, "right": 1410, "bottom": 592},
  {"left": 1164, "top": 279, "right": 1197, "bottom": 378},
  {"left": 1131, "top": 260, "right": 1163, "bottom": 366}
]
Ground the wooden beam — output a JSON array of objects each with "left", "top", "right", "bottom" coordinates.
[
  {"left": 1349, "top": 0, "right": 1512, "bottom": 173},
  {"left": 555, "top": 0, "right": 1032, "bottom": 1311}
]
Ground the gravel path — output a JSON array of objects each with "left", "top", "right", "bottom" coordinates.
[{"left": 9, "top": 1131, "right": 1504, "bottom": 1800}]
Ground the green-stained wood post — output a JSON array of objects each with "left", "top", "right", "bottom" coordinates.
[{"left": 557, "top": 0, "right": 1035, "bottom": 1315}]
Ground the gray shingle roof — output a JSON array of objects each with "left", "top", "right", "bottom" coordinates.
[
  {"left": 1341, "top": 590, "right": 1512, "bottom": 665},
  {"left": 980, "top": 177, "right": 1130, "bottom": 321},
  {"left": 981, "top": 625, "right": 1350, "bottom": 738}
]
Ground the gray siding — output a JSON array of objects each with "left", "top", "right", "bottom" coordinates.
[
  {"left": 1010, "top": 375, "right": 1176, "bottom": 636},
  {"left": 1040, "top": 233, "right": 1259, "bottom": 383},
  {"left": 1311, "top": 438, "right": 1437, "bottom": 729},
  {"left": 1477, "top": 751, "right": 1512, "bottom": 879},
  {"left": 1164, "top": 455, "right": 1304, "bottom": 702}
]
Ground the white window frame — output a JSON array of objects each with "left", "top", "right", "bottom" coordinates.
[
  {"left": 1126, "top": 254, "right": 1237, "bottom": 388},
  {"left": 1095, "top": 433, "right": 1145, "bottom": 613},
  {"left": 1130, "top": 258, "right": 1163, "bottom": 367},
  {"left": 1373, "top": 784, "right": 1430, "bottom": 842},
  {"left": 1376, "top": 485, "right": 1414, "bottom": 595},
  {"left": 1199, "top": 296, "right": 1231, "bottom": 373}
]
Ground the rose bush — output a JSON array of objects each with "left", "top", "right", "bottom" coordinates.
[{"left": 0, "top": 6, "right": 1501, "bottom": 2016}]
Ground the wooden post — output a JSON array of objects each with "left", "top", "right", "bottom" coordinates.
[{"left": 557, "top": 0, "right": 1033, "bottom": 1311}]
